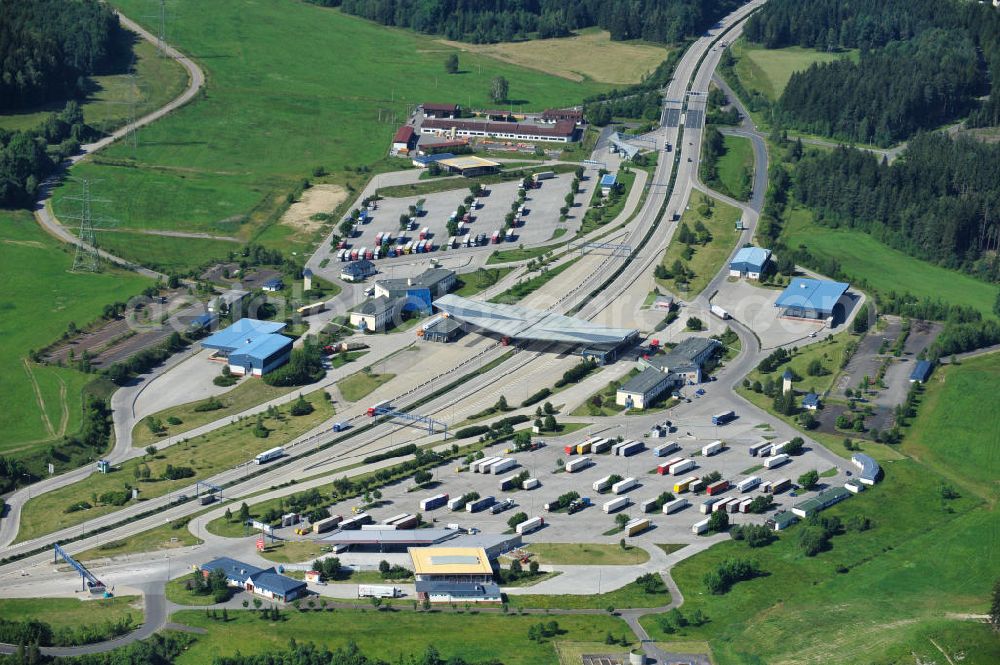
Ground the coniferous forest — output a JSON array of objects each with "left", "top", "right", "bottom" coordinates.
[
  {"left": 0, "top": 0, "right": 125, "bottom": 112},
  {"left": 744, "top": 0, "right": 1000, "bottom": 143},
  {"left": 310, "top": 0, "right": 742, "bottom": 44}
]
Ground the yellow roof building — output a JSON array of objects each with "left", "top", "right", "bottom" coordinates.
[{"left": 408, "top": 546, "right": 493, "bottom": 576}]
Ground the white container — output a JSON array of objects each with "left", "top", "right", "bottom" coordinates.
[
  {"left": 653, "top": 441, "right": 681, "bottom": 457},
  {"left": 640, "top": 498, "right": 659, "bottom": 513},
  {"left": 446, "top": 496, "right": 465, "bottom": 511},
  {"left": 591, "top": 438, "right": 612, "bottom": 453},
  {"left": 692, "top": 518, "right": 710, "bottom": 534},
  {"left": 669, "top": 459, "right": 696, "bottom": 476},
  {"left": 523, "top": 478, "right": 540, "bottom": 490},
  {"left": 764, "top": 453, "right": 790, "bottom": 469},
  {"left": 488, "top": 458, "right": 517, "bottom": 475},
  {"left": 618, "top": 441, "right": 644, "bottom": 457},
  {"left": 612, "top": 477, "right": 638, "bottom": 495},
  {"left": 593, "top": 475, "right": 613, "bottom": 492},
  {"left": 516, "top": 516, "right": 544, "bottom": 534},
  {"left": 699, "top": 498, "right": 720, "bottom": 514},
  {"left": 565, "top": 456, "right": 592, "bottom": 473},
  {"left": 737, "top": 476, "right": 761, "bottom": 493},
  {"left": 712, "top": 498, "right": 734, "bottom": 513},
  {"left": 602, "top": 496, "right": 629, "bottom": 513},
  {"left": 702, "top": 440, "right": 724, "bottom": 457},
  {"left": 663, "top": 498, "right": 689, "bottom": 514}
]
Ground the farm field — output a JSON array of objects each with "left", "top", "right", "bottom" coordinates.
[
  {"left": 15, "top": 390, "right": 334, "bottom": 543},
  {"left": 714, "top": 134, "right": 753, "bottom": 201},
  {"left": 170, "top": 608, "right": 631, "bottom": 665},
  {"left": 641, "top": 361, "right": 999, "bottom": 664},
  {"left": 441, "top": 28, "right": 671, "bottom": 84},
  {"left": 0, "top": 37, "right": 187, "bottom": 134},
  {"left": 0, "top": 596, "right": 142, "bottom": 631},
  {"left": 655, "top": 192, "right": 740, "bottom": 297},
  {"left": 780, "top": 207, "right": 999, "bottom": 317},
  {"left": 49, "top": 0, "right": 611, "bottom": 272},
  {"left": 0, "top": 211, "right": 151, "bottom": 460}
]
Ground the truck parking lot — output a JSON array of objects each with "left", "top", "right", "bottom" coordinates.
[{"left": 280, "top": 410, "right": 850, "bottom": 551}]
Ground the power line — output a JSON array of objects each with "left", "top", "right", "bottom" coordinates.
[{"left": 62, "top": 179, "right": 116, "bottom": 273}]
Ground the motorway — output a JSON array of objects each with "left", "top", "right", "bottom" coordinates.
[{"left": 0, "top": 2, "right": 834, "bottom": 658}]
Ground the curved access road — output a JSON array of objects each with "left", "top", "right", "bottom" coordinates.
[{"left": 32, "top": 10, "right": 207, "bottom": 281}]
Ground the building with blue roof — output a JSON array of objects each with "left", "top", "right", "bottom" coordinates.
[
  {"left": 802, "top": 392, "right": 821, "bottom": 410},
  {"left": 909, "top": 359, "right": 933, "bottom": 384},
  {"left": 199, "top": 557, "right": 307, "bottom": 602},
  {"left": 775, "top": 278, "right": 850, "bottom": 322},
  {"left": 729, "top": 246, "right": 772, "bottom": 280},
  {"left": 201, "top": 318, "right": 292, "bottom": 377},
  {"left": 600, "top": 172, "right": 618, "bottom": 196}
]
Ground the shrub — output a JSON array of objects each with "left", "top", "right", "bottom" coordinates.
[
  {"left": 455, "top": 425, "right": 490, "bottom": 439},
  {"left": 289, "top": 395, "right": 314, "bottom": 416},
  {"left": 521, "top": 388, "right": 552, "bottom": 407}
]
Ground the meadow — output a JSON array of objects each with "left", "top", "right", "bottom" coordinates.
[
  {"left": 441, "top": 28, "right": 671, "bottom": 84},
  {"left": 0, "top": 211, "right": 151, "bottom": 459},
  {"left": 655, "top": 192, "right": 740, "bottom": 296},
  {"left": 50, "top": 0, "right": 611, "bottom": 271},
  {"left": 524, "top": 542, "right": 650, "bottom": 566},
  {"left": 15, "top": 389, "right": 334, "bottom": 543},
  {"left": 714, "top": 135, "right": 754, "bottom": 201},
  {"left": 901, "top": 353, "right": 1000, "bottom": 501},
  {"left": 642, "top": 353, "right": 1000, "bottom": 665},
  {"left": 169, "top": 609, "right": 631, "bottom": 665},
  {"left": 780, "top": 207, "right": 999, "bottom": 317},
  {"left": 731, "top": 41, "right": 855, "bottom": 102},
  {"left": 0, "top": 596, "right": 142, "bottom": 631},
  {"left": 131, "top": 378, "right": 296, "bottom": 448}
]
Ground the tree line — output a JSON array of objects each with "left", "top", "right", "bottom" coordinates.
[
  {"left": 743, "top": 0, "right": 1000, "bottom": 140},
  {"left": 0, "top": 0, "right": 126, "bottom": 111},
  {"left": 311, "top": 0, "right": 741, "bottom": 44},
  {"left": 791, "top": 133, "right": 1000, "bottom": 283}
]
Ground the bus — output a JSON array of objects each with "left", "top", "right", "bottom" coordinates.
[{"left": 255, "top": 447, "right": 284, "bottom": 464}]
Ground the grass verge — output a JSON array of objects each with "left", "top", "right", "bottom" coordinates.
[
  {"left": 15, "top": 390, "right": 334, "bottom": 543},
  {"left": 655, "top": 192, "right": 740, "bottom": 297},
  {"left": 524, "top": 543, "right": 651, "bottom": 566}
]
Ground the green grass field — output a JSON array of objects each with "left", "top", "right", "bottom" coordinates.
[
  {"left": 257, "top": 540, "right": 331, "bottom": 564},
  {"left": 76, "top": 520, "right": 202, "bottom": 562},
  {"left": 713, "top": 135, "right": 753, "bottom": 201},
  {"left": 524, "top": 543, "right": 651, "bottom": 566},
  {"left": 132, "top": 378, "right": 296, "bottom": 448},
  {"left": 47, "top": 0, "right": 610, "bottom": 271},
  {"left": 453, "top": 267, "right": 514, "bottom": 297},
  {"left": 656, "top": 192, "right": 740, "bottom": 296},
  {"left": 489, "top": 258, "right": 579, "bottom": 304},
  {"left": 15, "top": 390, "right": 334, "bottom": 543},
  {"left": 0, "top": 596, "right": 142, "bottom": 631},
  {"left": 337, "top": 370, "right": 396, "bottom": 402},
  {"left": 640, "top": 355, "right": 1000, "bottom": 664},
  {"left": 732, "top": 41, "right": 856, "bottom": 102},
  {"left": 508, "top": 578, "right": 669, "bottom": 610},
  {"left": 780, "top": 207, "right": 999, "bottom": 318},
  {"left": 0, "top": 211, "right": 152, "bottom": 460},
  {"left": 0, "top": 38, "right": 187, "bottom": 134},
  {"left": 170, "top": 608, "right": 631, "bottom": 665},
  {"left": 902, "top": 353, "right": 1000, "bottom": 502}
]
